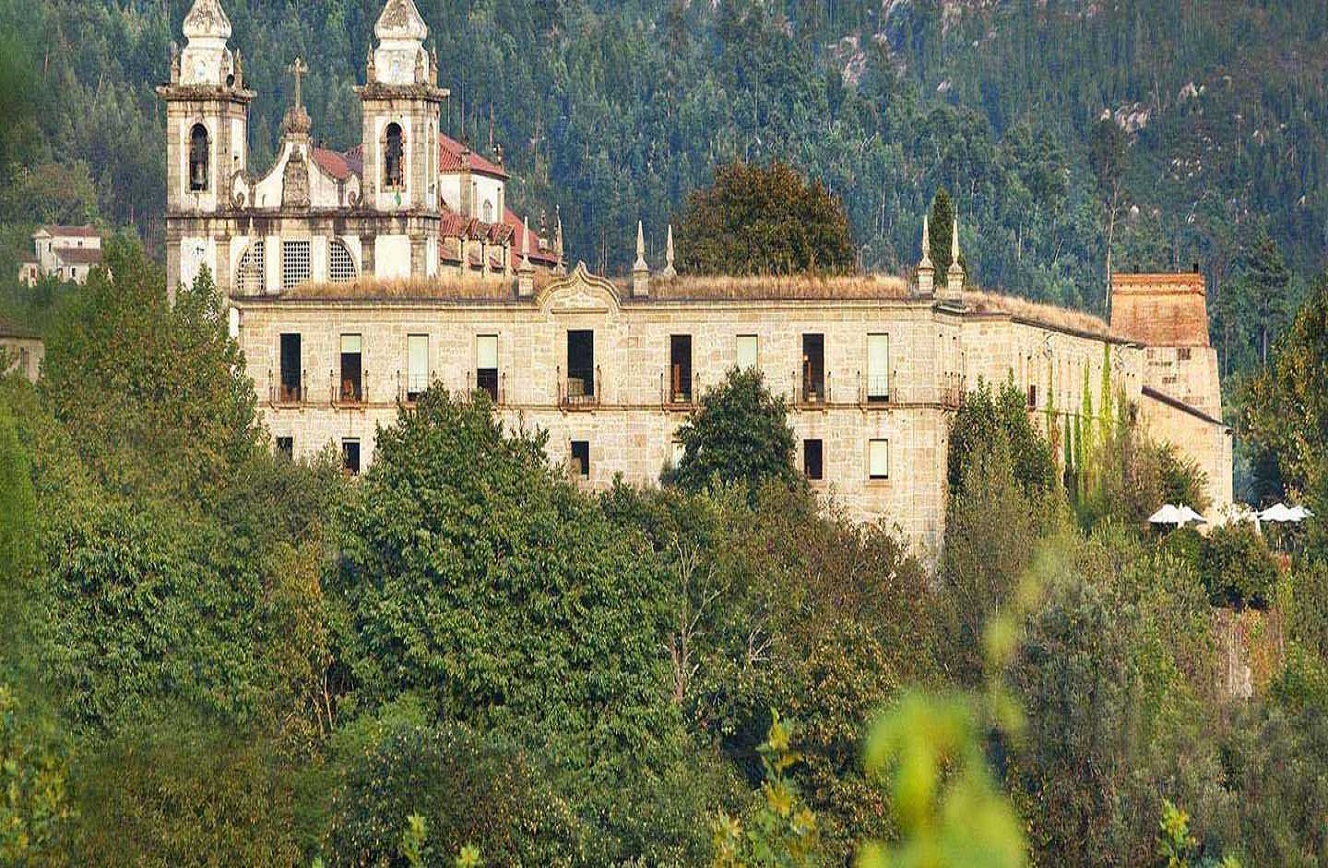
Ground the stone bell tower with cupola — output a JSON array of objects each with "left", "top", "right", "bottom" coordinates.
[
  {"left": 358, "top": 0, "right": 447, "bottom": 216},
  {"left": 157, "top": 0, "right": 253, "bottom": 297}
]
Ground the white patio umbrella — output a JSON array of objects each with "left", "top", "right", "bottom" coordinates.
[
  {"left": 1176, "top": 505, "right": 1207, "bottom": 526},
  {"left": 1259, "top": 503, "right": 1298, "bottom": 523},
  {"left": 1287, "top": 505, "right": 1315, "bottom": 522},
  {"left": 1148, "top": 504, "right": 1185, "bottom": 526}
]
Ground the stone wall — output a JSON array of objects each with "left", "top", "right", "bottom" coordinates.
[
  {"left": 0, "top": 336, "right": 44, "bottom": 383},
  {"left": 235, "top": 269, "right": 1156, "bottom": 552},
  {"left": 1139, "top": 388, "right": 1233, "bottom": 512}
]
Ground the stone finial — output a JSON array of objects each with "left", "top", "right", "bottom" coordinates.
[
  {"left": 517, "top": 216, "right": 535, "bottom": 297},
  {"left": 945, "top": 215, "right": 965, "bottom": 301},
  {"left": 917, "top": 214, "right": 935, "bottom": 297},
  {"left": 554, "top": 208, "right": 566, "bottom": 275},
  {"left": 178, "top": 0, "right": 234, "bottom": 87},
  {"left": 661, "top": 224, "right": 678, "bottom": 279},
  {"left": 375, "top": 0, "right": 428, "bottom": 42},
  {"left": 632, "top": 220, "right": 650, "bottom": 298},
  {"left": 183, "top": 0, "right": 232, "bottom": 42},
  {"left": 288, "top": 57, "right": 309, "bottom": 108}
]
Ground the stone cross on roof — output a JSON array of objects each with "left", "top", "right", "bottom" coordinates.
[{"left": 288, "top": 57, "right": 309, "bottom": 108}]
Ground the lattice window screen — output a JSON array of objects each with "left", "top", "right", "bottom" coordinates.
[
  {"left": 329, "top": 240, "right": 357, "bottom": 283},
  {"left": 282, "top": 240, "right": 311, "bottom": 290}
]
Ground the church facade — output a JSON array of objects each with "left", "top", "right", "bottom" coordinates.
[{"left": 161, "top": 0, "right": 1232, "bottom": 554}]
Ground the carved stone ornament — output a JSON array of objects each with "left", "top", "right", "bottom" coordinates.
[
  {"left": 282, "top": 149, "right": 311, "bottom": 209},
  {"left": 375, "top": 0, "right": 427, "bottom": 40},
  {"left": 182, "top": 0, "right": 233, "bottom": 41}
]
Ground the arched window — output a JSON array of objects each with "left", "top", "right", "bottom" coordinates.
[
  {"left": 385, "top": 123, "right": 404, "bottom": 189},
  {"left": 482, "top": 199, "right": 494, "bottom": 223},
  {"left": 189, "top": 124, "right": 210, "bottom": 192},
  {"left": 237, "top": 241, "right": 265, "bottom": 295},
  {"left": 329, "top": 239, "right": 357, "bottom": 283}
]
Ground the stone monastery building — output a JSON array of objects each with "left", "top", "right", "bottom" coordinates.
[{"left": 162, "top": 0, "right": 1232, "bottom": 552}]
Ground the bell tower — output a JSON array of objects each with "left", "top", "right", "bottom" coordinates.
[
  {"left": 358, "top": 0, "right": 448, "bottom": 214},
  {"left": 157, "top": 0, "right": 253, "bottom": 296}
]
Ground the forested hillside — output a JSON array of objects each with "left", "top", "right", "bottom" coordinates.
[{"left": 2, "top": 0, "right": 1326, "bottom": 375}]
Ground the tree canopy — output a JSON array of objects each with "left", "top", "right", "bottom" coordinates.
[
  {"left": 676, "top": 161, "right": 856, "bottom": 276},
  {"left": 672, "top": 366, "right": 801, "bottom": 497}
]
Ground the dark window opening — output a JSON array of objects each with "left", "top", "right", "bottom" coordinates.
[
  {"left": 570, "top": 441, "right": 590, "bottom": 478},
  {"left": 670, "top": 334, "right": 693, "bottom": 403},
  {"left": 385, "top": 123, "right": 404, "bottom": 188},
  {"left": 1027, "top": 384, "right": 1038, "bottom": 410},
  {"left": 477, "top": 369, "right": 499, "bottom": 401},
  {"left": 280, "top": 333, "right": 302, "bottom": 403},
  {"left": 476, "top": 335, "right": 498, "bottom": 402},
  {"left": 804, "top": 439, "right": 824, "bottom": 481},
  {"left": 1178, "top": 347, "right": 1192, "bottom": 361},
  {"left": 276, "top": 437, "right": 294, "bottom": 460},
  {"left": 340, "top": 335, "right": 363, "bottom": 403},
  {"left": 189, "top": 124, "right": 210, "bottom": 192},
  {"left": 802, "top": 333, "right": 825, "bottom": 402},
  {"left": 342, "top": 439, "right": 361, "bottom": 475},
  {"left": 567, "top": 330, "right": 595, "bottom": 402}
]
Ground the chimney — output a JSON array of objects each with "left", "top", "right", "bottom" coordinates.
[{"left": 632, "top": 220, "right": 650, "bottom": 298}]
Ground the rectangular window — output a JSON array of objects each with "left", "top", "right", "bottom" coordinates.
[
  {"left": 802, "top": 333, "right": 825, "bottom": 402},
  {"left": 670, "top": 334, "right": 693, "bottom": 403},
  {"left": 570, "top": 441, "right": 590, "bottom": 478},
  {"left": 276, "top": 436, "right": 294, "bottom": 461},
  {"left": 567, "top": 330, "right": 595, "bottom": 402},
  {"left": 671, "top": 440, "right": 685, "bottom": 468},
  {"left": 1178, "top": 347, "right": 1192, "bottom": 361},
  {"left": 279, "top": 333, "right": 302, "bottom": 403},
  {"left": 869, "top": 439, "right": 889, "bottom": 480},
  {"left": 340, "top": 334, "right": 363, "bottom": 403},
  {"left": 342, "top": 439, "right": 361, "bottom": 475},
  {"left": 867, "top": 334, "right": 889, "bottom": 402},
  {"left": 1027, "top": 384, "right": 1038, "bottom": 410},
  {"left": 804, "top": 439, "right": 824, "bottom": 481},
  {"left": 476, "top": 334, "right": 499, "bottom": 401},
  {"left": 406, "top": 334, "right": 428, "bottom": 401},
  {"left": 736, "top": 335, "right": 759, "bottom": 371},
  {"left": 282, "top": 240, "right": 311, "bottom": 290}
]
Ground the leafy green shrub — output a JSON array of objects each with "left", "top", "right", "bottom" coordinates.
[
  {"left": 325, "top": 719, "right": 584, "bottom": 867},
  {"left": 71, "top": 718, "right": 302, "bottom": 867},
  {"left": 673, "top": 367, "right": 800, "bottom": 499},
  {"left": 1199, "top": 523, "right": 1279, "bottom": 609}
]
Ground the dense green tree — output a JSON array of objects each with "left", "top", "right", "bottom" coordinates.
[
  {"left": 1245, "top": 272, "right": 1328, "bottom": 502},
  {"left": 929, "top": 187, "right": 955, "bottom": 274},
  {"left": 1198, "top": 522, "right": 1280, "bottom": 610},
  {"left": 673, "top": 367, "right": 801, "bottom": 499},
  {"left": 70, "top": 719, "right": 303, "bottom": 867},
  {"left": 325, "top": 713, "right": 586, "bottom": 867},
  {"left": 676, "top": 161, "right": 856, "bottom": 275},
  {"left": 1239, "top": 231, "right": 1292, "bottom": 367},
  {"left": 41, "top": 242, "right": 258, "bottom": 504},
  {"left": 946, "top": 380, "right": 1057, "bottom": 499}
]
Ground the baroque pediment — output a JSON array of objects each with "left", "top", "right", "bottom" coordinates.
[{"left": 537, "top": 262, "right": 620, "bottom": 313}]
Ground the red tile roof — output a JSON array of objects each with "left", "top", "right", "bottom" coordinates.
[
  {"left": 503, "top": 208, "right": 559, "bottom": 266},
  {"left": 35, "top": 225, "right": 100, "bottom": 239},
  {"left": 311, "top": 147, "right": 352, "bottom": 180},
  {"left": 54, "top": 248, "right": 104, "bottom": 266},
  {"left": 439, "top": 133, "right": 508, "bottom": 179},
  {"left": 311, "top": 145, "right": 364, "bottom": 181}
]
